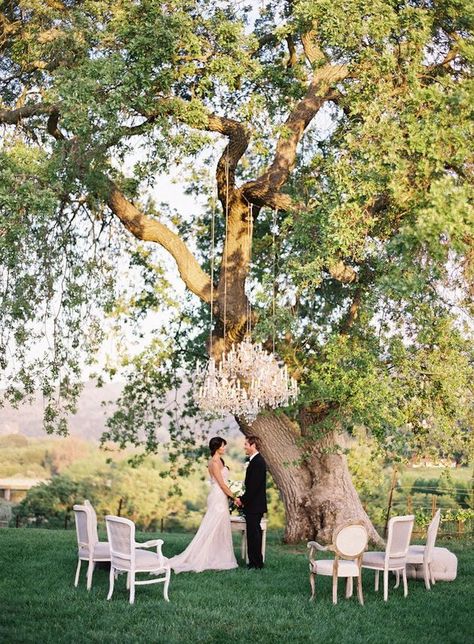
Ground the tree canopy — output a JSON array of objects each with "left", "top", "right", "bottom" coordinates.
[{"left": 1, "top": 0, "right": 473, "bottom": 490}]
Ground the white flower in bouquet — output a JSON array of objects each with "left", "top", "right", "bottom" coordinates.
[
  {"left": 228, "top": 480, "right": 245, "bottom": 514},
  {"left": 228, "top": 480, "right": 245, "bottom": 497}
]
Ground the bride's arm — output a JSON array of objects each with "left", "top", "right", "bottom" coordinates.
[{"left": 209, "top": 461, "right": 235, "bottom": 499}]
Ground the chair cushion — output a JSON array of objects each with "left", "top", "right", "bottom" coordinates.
[
  {"left": 94, "top": 542, "right": 111, "bottom": 558},
  {"left": 79, "top": 541, "right": 110, "bottom": 560},
  {"left": 362, "top": 551, "right": 406, "bottom": 569},
  {"left": 406, "top": 545, "right": 425, "bottom": 564},
  {"left": 362, "top": 551, "right": 386, "bottom": 567},
  {"left": 406, "top": 547, "right": 457, "bottom": 582},
  {"left": 311, "top": 559, "right": 359, "bottom": 577},
  {"left": 134, "top": 549, "right": 169, "bottom": 572}
]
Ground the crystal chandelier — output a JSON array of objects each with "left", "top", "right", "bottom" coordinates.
[
  {"left": 194, "top": 182, "right": 297, "bottom": 423},
  {"left": 195, "top": 336, "right": 298, "bottom": 423}
]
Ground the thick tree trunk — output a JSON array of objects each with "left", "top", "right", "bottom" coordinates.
[
  {"left": 238, "top": 412, "right": 382, "bottom": 545},
  {"left": 206, "top": 193, "right": 381, "bottom": 545}
]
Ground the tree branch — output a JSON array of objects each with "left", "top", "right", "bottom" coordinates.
[
  {"left": 46, "top": 108, "right": 65, "bottom": 139},
  {"left": 12, "top": 102, "right": 214, "bottom": 305},
  {"left": 137, "top": 98, "right": 250, "bottom": 212},
  {"left": 207, "top": 114, "right": 250, "bottom": 211},
  {"left": 286, "top": 35, "right": 298, "bottom": 68},
  {"left": 242, "top": 63, "right": 348, "bottom": 210},
  {"left": 0, "top": 103, "right": 54, "bottom": 124},
  {"left": 252, "top": 32, "right": 279, "bottom": 57},
  {"left": 328, "top": 260, "right": 357, "bottom": 284},
  {"left": 339, "top": 287, "right": 363, "bottom": 334},
  {"left": 301, "top": 28, "right": 325, "bottom": 66},
  {"left": 94, "top": 115, "right": 159, "bottom": 154},
  {"left": 107, "top": 183, "right": 213, "bottom": 303}
]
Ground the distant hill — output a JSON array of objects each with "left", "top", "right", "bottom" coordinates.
[
  {"left": 0, "top": 380, "right": 239, "bottom": 442},
  {"left": 0, "top": 381, "right": 122, "bottom": 441}
]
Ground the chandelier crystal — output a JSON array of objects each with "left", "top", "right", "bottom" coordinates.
[{"left": 195, "top": 336, "right": 298, "bottom": 423}]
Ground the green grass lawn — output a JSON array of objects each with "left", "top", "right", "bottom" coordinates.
[{"left": 0, "top": 529, "right": 472, "bottom": 644}]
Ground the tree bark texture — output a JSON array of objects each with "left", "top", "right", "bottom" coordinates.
[{"left": 239, "top": 413, "right": 382, "bottom": 545}]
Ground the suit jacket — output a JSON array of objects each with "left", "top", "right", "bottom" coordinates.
[{"left": 241, "top": 453, "right": 267, "bottom": 514}]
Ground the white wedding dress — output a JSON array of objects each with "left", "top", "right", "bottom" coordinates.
[{"left": 168, "top": 466, "right": 238, "bottom": 573}]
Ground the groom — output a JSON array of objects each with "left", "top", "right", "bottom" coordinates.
[{"left": 239, "top": 435, "right": 267, "bottom": 569}]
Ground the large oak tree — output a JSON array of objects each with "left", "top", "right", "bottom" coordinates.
[{"left": 1, "top": 0, "right": 473, "bottom": 542}]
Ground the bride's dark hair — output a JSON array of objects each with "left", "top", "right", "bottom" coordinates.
[{"left": 209, "top": 436, "right": 227, "bottom": 466}]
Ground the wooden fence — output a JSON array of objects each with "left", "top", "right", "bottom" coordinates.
[{"left": 383, "top": 475, "right": 473, "bottom": 539}]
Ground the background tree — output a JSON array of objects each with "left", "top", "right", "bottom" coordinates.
[
  {"left": 1, "top": 1, "right": 473, "bottom": 542},
  {"left": 14, "top": 475, "right": 88, "bottom": 528}
]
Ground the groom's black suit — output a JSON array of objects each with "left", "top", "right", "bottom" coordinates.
[{"left": 240, "top": 452, "right": 267, "bottom": 569}]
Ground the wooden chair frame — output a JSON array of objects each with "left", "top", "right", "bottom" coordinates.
[
  {"left": 73, "top": 502, "right": 110, "bottom": 591},
  {"left": 106, "top": 515, "right": 171, "bottom": 605},
  {"left": 308, "top": 519, "right": 368, "bottom": 605},
  {"left": 362, "top": 514, "right": 414, "bottom": 602},
  {"left": 396, "top": 510, "right": 441, "bottom": 590}
]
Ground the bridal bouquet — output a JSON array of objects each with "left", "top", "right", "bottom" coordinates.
[{"left": 228, "top": 480, "right": 245, "bottom": 514}]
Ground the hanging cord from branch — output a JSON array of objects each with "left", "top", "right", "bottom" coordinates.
[
  {"left": 272, "top": 209, "right": 278, "bottom": 354},
  {"left": 243, "top": 196, "right": 254, "bottom": 337},
  {"left": 209, "top": 191, "right": 216, "bottom": 351},
  {"left": 248, "top": 200, "right": 253, "bottom": 336},
  {"left": 223, "top": 147, "right": 230, "bottom": 343}
]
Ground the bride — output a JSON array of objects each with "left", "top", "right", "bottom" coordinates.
[{"left": 168, "top": 437, "right": 239, "bottom": 573}]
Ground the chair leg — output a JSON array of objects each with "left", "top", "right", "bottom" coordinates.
[
  {"left": 107, "top": 566, "right": 115, "bottom": 600},
  {"left": 129, "top": 572, "right": 136, "bottom": 605},
  {"left": 163, "top": 568, "right": 171, "bottom": 602},
  {"left": 126, "top": 572, "right": 130, "bottom": 590},
  {"left": 74, "top": 559, "right": 82, "bottom": 587},
  {"left": 86, "top": 559, "right": 95, "bottom": 591},
  {"left": 394, "top": 569, "right": 400, "bottom": 589},
  {"left": 423, "top": 561, "right": 431, "bottom": 590},
  {"left": 309, "top": 571, "right": 316, "bottom": 601},
  {"left": 345, "top": 577, "right": 353, "bottom": 598},
  {"left": 430, "top": 565, "right": 436, "bottom": 586},
  {"left": 383, "top": 570, "right": 389, "bottom": 602},
  {"left": 402, "top": 568, "right": 408, "bottom": 597},
  {"left": 357, "top": 573, "right": 364, "bottom": 606},
  {"left": 332, "top": 575, "right": 338, "bottom": 605},
  {"left": 374, "top": 570, "right": 379, "bottom": 592}
]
